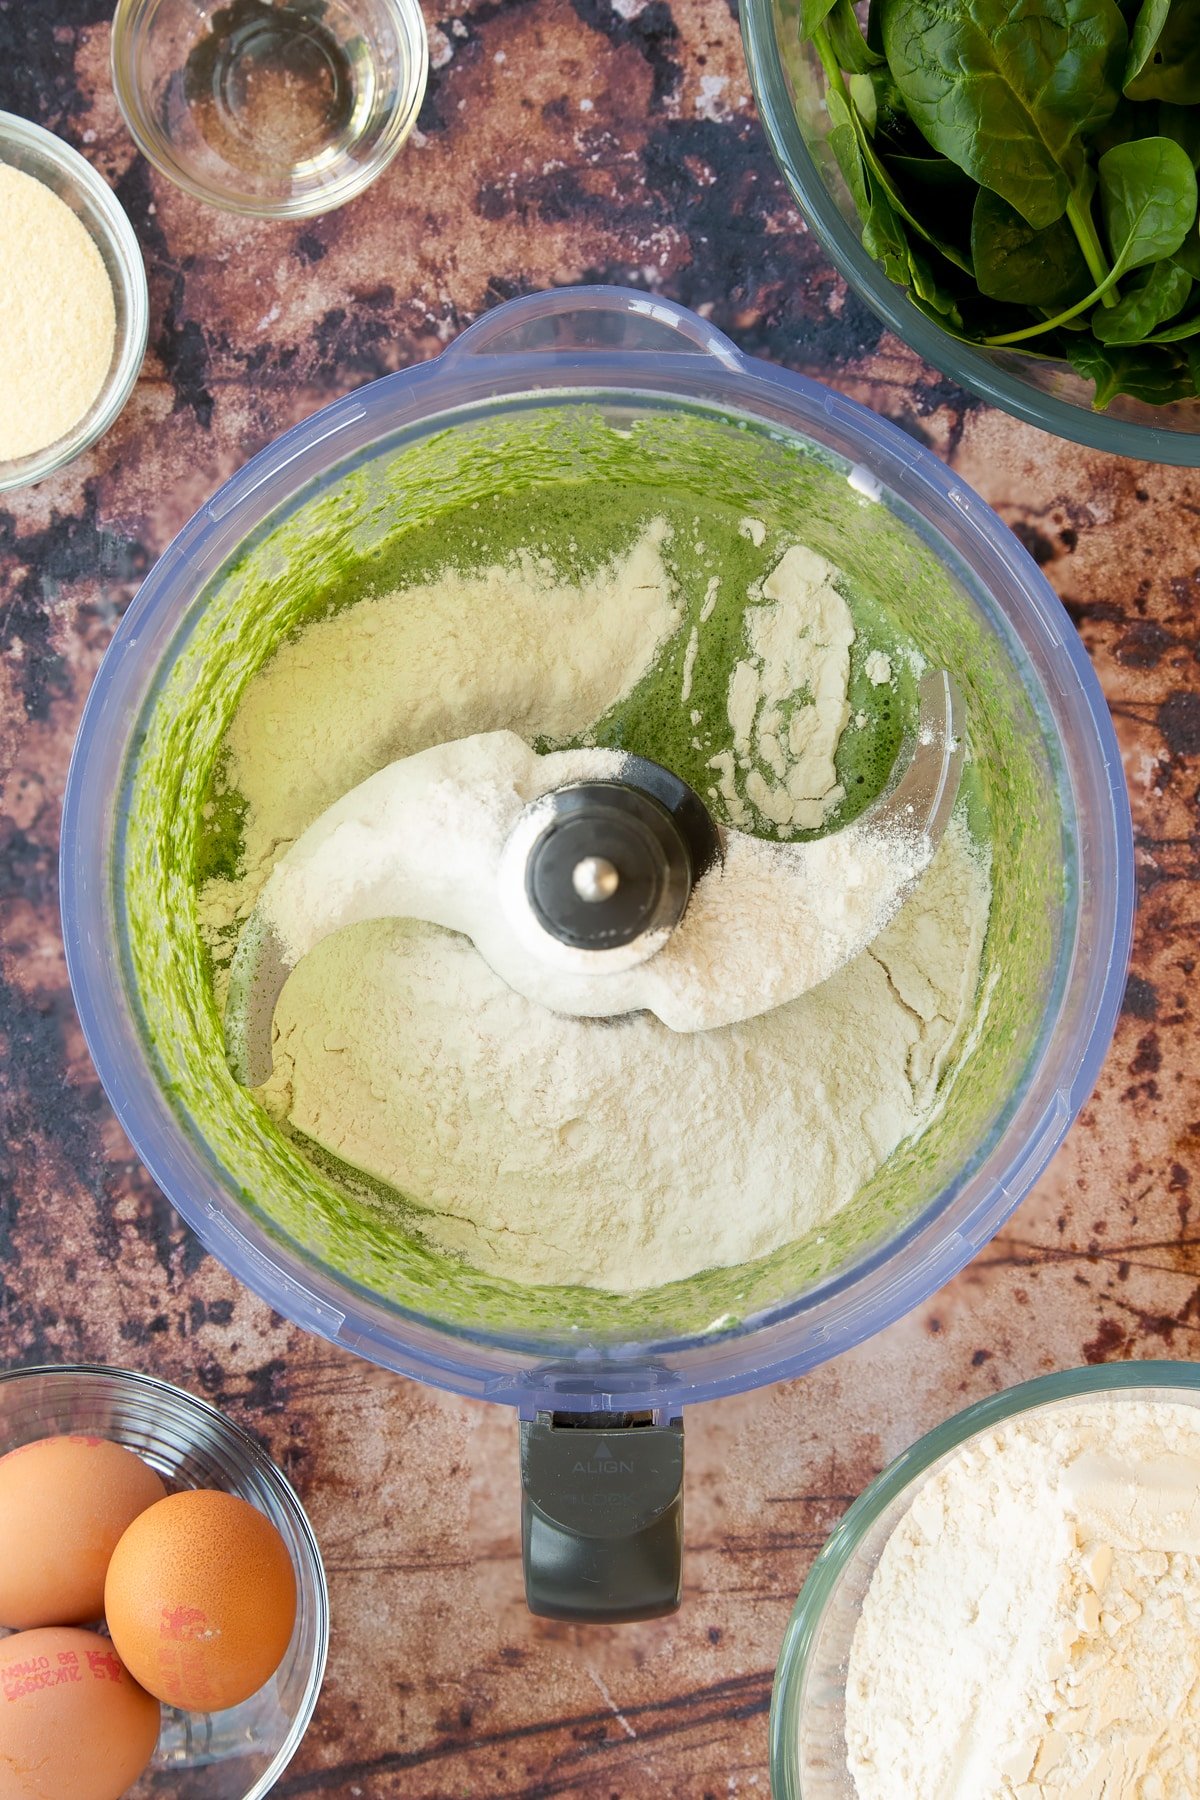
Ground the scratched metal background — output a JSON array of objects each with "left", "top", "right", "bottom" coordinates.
[{"left": 1, "top": 0, "right": 1197, "bottom": 1793}]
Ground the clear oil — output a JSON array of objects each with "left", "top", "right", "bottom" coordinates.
[{"left": 183, "top": 0, "right": 379, "bottom": 178}]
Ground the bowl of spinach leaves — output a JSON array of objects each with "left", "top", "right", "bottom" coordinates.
[{"left": 741, "top": 0, "right": 1200, "bottom": 461}]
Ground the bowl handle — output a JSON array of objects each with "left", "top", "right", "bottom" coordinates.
[
  {"left": 520, "top": 1409, "right": 684, "bottom": 1622},
  {"left": 441, "top": 284, "right": 745, "bottom": 369}
]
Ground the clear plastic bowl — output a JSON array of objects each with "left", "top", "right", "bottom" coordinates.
[
  {"left": 112, "top": 0, "right": 428, "bottom": 218},
  {"left": 0, "top": 1364, "right": 329, "bottom": 1798},
  {"left": 60, "top": 286, "right": 1133, "bottom": 1415},
  {"left": 769, "top": 1361, "right": 1200, "bottom": 1798},
  {"left": 0, "top": 113, "right": 148, "bottom": 491},
  {"left": 739, "top": 0, "right": 1200, "bottom": 464}
]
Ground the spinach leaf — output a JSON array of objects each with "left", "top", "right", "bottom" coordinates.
[
  {"left": 877, "top": 0, "right": 1128, "bottom": 229},
  {"left": 825, "top": 79, "right": 872, "bottom": 215},
  {"left": 848, "top": 71, "right": 878, "bottom": 133},
  {"left": 823, "top": 0, "right": 884, "bottom": 73},
  {"left": 874, "top": 88, "right": 916, "bottom": 148},
  {"left": 904, "top": 238, "right": 966, "bottom": 321},
  {"left": 985, "top": 138, "right": 1193, "bottom": 342},
  {"left": 1143, "top": 273, "right": 1200, "bottom": 336},
  {"left": 1157, "top": 101, "right": 1200, "bottom": 166},
  {"left": 801, "top": 0, "right": 839, "bottom": 37},
  {"left": 1065, "top": 334, "right": 1192, "bottom": 404},
  {"left": 1092, "top": 257, "right": 1193, "bottom": 339},
  {"left": 1064, "top": 337, "right": 1119, "bottom": 405},
  {"left": 861, "top": 179, "right": 912, "bottom": 286},
  {"left": 1125, "top": 0, "right": 1200, "bottom": 103},
  {"left": 1146, "top": 312, "right": 1200, "bottom": 341},
  {"left": 971, "top": 188, "right": 1093, "bottom": 307},
  {"left": 1172, "top": 231, "right": 1200, "bottom": 278},
  {"left": 853, "top": 66, "right": 927, "bottom": 152},
  {"left": 1099, "top": 134, "right": 1199, "bottom": 270},
  {"left": 1124, "top": 0, "right": 1171, "bottom": 87}
]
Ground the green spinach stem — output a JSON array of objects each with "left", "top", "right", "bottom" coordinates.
[
  {"left": 813, "top": 25, "right": 845, "bottom": 97},
  {"left": 984, "top": 261, "right": 1126, "bottom": 346},
  {"left": 1066, "top": 190, "right": 1119, "bottom": 311}
]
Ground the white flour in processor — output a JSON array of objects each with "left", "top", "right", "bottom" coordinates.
[
  {"left": 251, "top": 729, "right": 936, "bottom": 1033},
  {"left": 709, "top": 544, "right": 857, "bottom": 832},
  {"left": 202, "top": 518, "right": 992, "bottom": 1292},
  {"left": 845, "top": 1401, "right": 1200, "bottom": 1800}
]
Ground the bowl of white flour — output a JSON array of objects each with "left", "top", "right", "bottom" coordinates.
[
  {"left": 62, "top": 287, "right": 1131, "bottom": 1414},
  {"left": 771, "top": 1362, "right": 1200, "bottom": 1798}
]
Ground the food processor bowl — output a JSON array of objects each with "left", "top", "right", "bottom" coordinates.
[{"left": 61, "top": 286, "right": 1132, "bottom": 1616}]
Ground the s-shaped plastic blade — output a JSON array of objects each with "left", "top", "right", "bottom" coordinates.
[
  {"left": 224, "top": 677, "right": 965, "bottom": 1082},
  {"left": 858, "top": 666, "right": 965, "bottom": 844}
]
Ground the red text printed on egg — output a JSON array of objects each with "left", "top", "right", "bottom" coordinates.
[
  {"left": 1, "top": 1646, "right": 129, "bottom": 1702},
  {"left": 3, "top": 1654, "right": 82, "bottom": 1700},
  {"left": 160, "top": 1605, "right": 210, "bottom": 1641},
  {"left": 156, "top": 1640, "right": 216, "bottom": 1708},
  {"left": 85, "top": 1649, "right": 127, "bottom": 1683}
]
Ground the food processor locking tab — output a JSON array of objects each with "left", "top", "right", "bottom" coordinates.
[{"left": 520, "top": 1412, "right": 684, "bottom": 1622}]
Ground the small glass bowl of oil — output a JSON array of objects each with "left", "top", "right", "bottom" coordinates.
[{"left": 112, "top": 0, "right": 427, "bottom": 217}]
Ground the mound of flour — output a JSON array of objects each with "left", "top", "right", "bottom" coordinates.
[
  {"left": 845, "top": 1400, "right": 1200, "bottom": 1800},
  {"left": 260, "top": 816, "right": 987, "bottom": 1289}
]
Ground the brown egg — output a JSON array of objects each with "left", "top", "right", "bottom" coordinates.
[
  {"left": 0, "top": 1627, "right": 160, "bottom": 1800},
  {"left": 0, "top": 1436, "right": 167, "bottom": 1629},
  {"left": 105, "top": 1489, "right": 297, "bottom": 1712}
]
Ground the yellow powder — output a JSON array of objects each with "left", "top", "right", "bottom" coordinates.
[{"left": 0, "top": 164, "right": 117, "bottom": 463}]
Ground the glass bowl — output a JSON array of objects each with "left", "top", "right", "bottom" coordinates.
[
  {"left": 111, "top": 0, "right": 429, "bottom": 218},
  {"left": 0, "top": 113, "right": 148, "bottom": 493},
  {"left": 769, "top": 1360, "right": 1200, "bottom": 1797},
  {"left": 0, "top": 1363, "right": 329, "bottom": 1799},
  {"left": 740, "top": 0, "right": 1200, "bottom": 464}
]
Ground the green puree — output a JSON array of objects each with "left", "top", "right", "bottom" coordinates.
[
  {"left": 555, "top": 489, "right": 912, "bottom": 828},
  {"left": 196, "top": 480, "right": 918, "bottom": 894},
  {"left": 124, "top": 405, "right": 1061, "bottom": 1346}
]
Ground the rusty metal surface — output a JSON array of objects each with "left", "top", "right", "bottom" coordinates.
[{"left": 0, "top": 0, "right": 1197, "bottom": 1793}]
